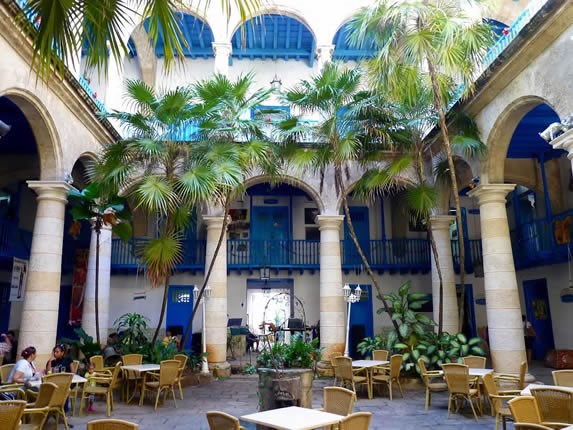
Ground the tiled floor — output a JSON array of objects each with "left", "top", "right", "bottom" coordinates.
[{"left": 43, "top": 360, "right": 553, "bottom": 430}]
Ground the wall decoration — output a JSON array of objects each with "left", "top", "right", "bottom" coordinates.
[{"left": 9, "top": 257, "right": 28, "bottom": 302}]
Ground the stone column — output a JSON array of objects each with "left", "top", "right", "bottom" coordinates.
[
  {"left": 212, "top": 43, "right": 232, "bottom": 75},
  {"left": 316, "top": 215, "right": 345, "bottom": 364},
  {"left": 203, "top": 216, "right": 230, "bottom": 376},
  {"left": 19, "top": 181, "right": 70, "bottom": 364},
  {"left": 468, "top": 184, "right": 526, "bottom": 373},
  {"left": 82, "top": 222, "right": 112, "bottom": 343},
  {"left": 429, "top": 215, "right": 458, "bottom": 335},
  {"left": 316, "top": 44, "right": 335, "bottom": 69}
]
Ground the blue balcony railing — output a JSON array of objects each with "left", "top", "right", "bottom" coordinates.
[
  {"left": 0, "top": 219, "right": 32, "bottom": 260},
  {"left": 451, "top": 239, "right": 483, "bottom": 274}
]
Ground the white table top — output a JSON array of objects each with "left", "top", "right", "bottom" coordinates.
[
  {"left": 436, "top": 368, "right": 493, "bottom": 377},
  {"left": 352, "top": 360, "right": 389, "bottom": 368},
  {"left": 27, "top": 374, "right": 87, "bottom": 389},
  {"left": 121, "top": 364, "right": 160, "bottom": 372},
  {"left": 241, "top": 406, "right": 343, "bottom": 430},
  {"left": 521, "top": 383, "right": 573, "bottom": 396}
]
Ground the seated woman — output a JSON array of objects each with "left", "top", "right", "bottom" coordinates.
[
  {"left": 46, "top": 344, "right": 75, "bottom": 374},
  {"left": 8, "top": 346, "right": 42, "bottom": 386}
]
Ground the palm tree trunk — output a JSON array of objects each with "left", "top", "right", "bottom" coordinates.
[
  {"left": 334, "top": 166, "right": 402, "bottom": 338},
  {"left": 181, "top": 196, "right": 231, "bottom": 349},
  {"left": 426, "top": 219, "right": 444, "bottom": 335},
  {"left": 151, "top": 273, "right": 171, "bottom": 345},
  {"left": 426, "top": 59, "right": 466, "bottom": 332},
  {"left": 94, "top": 217, "right": 102, "bottom": 346}
]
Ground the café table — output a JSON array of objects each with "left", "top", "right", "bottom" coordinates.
[
  {"left": 121, "top": 364, "right": 161, "bottom": 403},
  {"left": 241, "top": 406, "right": 343, "bottom": 430},
  {"left": 26, "top": 373, "right": 87, "bottom": 389},
  {"left": 435, "top": 368, "right": 494, "bottom": 378},
  {"left": 520, "top": 383, "right": 573, "bottom": 396},
  {"left": 352, "top": 359, "right": 389, "bottom": 399}
]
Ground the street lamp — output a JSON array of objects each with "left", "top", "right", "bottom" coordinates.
[
  {"left": 343, "top": 283, "right": 362, "bottom": 357},
  {"left": 193, "top": 284, "right": 212, "bottom": 375}
]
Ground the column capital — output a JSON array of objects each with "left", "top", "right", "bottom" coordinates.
[
  {"left": 429, "top": 215, "right": 455, "bottom": 231},
  {"left": 550, "top": 129, "right": 573, "bottom": 159},
  {"left": 316, "top": 44, "right": 335, "bottom": 68},
  {"left": 212, "top": 42, "right": 232, "bottom": 56},
  {"left": 203, "top": 215, "right": 231, "bottom": 230},
  {"left": 316, "top": 215, "right": 344, "bottom": 230},
  {"left": 468, "top": 183, "right": 516, "bottom": 205},
  {"left": 27, "top": 180, "right": 71, "bottom": 203}
]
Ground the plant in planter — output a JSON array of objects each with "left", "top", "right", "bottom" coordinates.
[
  {"left": 256, "top": 334, "right": 322, "bottom": 411},
  {"left": 60, "top": 327, "right": 102, "bottom": 366},
  {"left": 356, "top": 335, "right": 388, "bottom": 359},
  {"left": 114, "top": 312, "right": 149, "bottom": 355}
]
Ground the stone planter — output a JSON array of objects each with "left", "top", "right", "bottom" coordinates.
[{"left": 257, "top": 368, "right": 314, "bottom": 412}]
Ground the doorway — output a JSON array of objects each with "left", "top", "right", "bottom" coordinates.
[
  {"left": 344, "top": 207, "right": 370, "bottom": 266},
  {"left": 251, "top": 206, "right": 290, "bottom": 266},
  {"left": 523, "top": 279, "right": 555, "bottom": 360},
  {"left": 0, "top": 282, "right": 11, "bottom": 333},
  {"left": 166, "top": 285, "right": 194, "bottom": 350},
  {"left": 246, "top": 279, "right": 294, "bottom": 336},
  {"left": 348, "top": 284, "right": 373, "bottom": 359}
]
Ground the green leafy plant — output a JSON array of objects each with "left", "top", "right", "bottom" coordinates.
[
  {"left": 244, "top": 363, "right": 257, "bottom": 375},
  {"left": 356, "top": 335, "right": 387, "bottom": 359},
  {"left": 145, "top": 341, "right": 179, "bottom": 363},
  {"left": 256, "top": 334, "right": 321, "bottom": 370},
  {"left": 60, "top": 327, "right": 102, "bottom": 363},
  {"left": 114, "top": 313, "right": 149, "bottom": 354}
]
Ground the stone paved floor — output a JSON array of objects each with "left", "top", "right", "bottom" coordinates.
[{"left": 43, "top": 361, "right": 553, "bottom": 430}]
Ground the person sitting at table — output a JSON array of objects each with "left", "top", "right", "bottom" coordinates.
[
  {"left": 46, "top": 343, "right": 75, "bottom": 374},
  {"left": 8, "top": 346, "right": 42, "bottom": 385}
]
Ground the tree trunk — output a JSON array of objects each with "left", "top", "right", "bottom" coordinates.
[
  {"left": 334, "top": 166, "right": 402, "bottom": 338},
  {"left": 426, "top": 59, "right": 466, "bottom": 333},
  {"left": 181, "top": 197, "right": 231, "bottom": 349},
  {"left": 426, "top": 219, "right": 444, "bottom": 335},
  {"left": 151, "top": 273, "right": 171, "bottom": 345},
  {"left": 94, "top": 217, "right": 102, "bottom": 346}
]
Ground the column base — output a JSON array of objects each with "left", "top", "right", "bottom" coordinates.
[
  {"left": 211, "top": 361, "right": 231, "bottom": 378},
  {"left": 316, "top": 360, "right": 334, "bottom": 378}
]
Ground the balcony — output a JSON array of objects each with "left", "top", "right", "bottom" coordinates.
[{"left": 451, "top": 239, "right": 483, "bottom": 275}]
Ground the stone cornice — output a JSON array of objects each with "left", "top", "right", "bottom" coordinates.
[
  {"left": 550, "top": 129, "right": 573, "bottom": 159},
  {"left": 1, "top": 1, "right": 120, "bottom": 145}
]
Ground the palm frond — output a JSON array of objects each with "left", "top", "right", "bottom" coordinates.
[{"left": 142, "top": 233, "right": 182, "bottom": 288}]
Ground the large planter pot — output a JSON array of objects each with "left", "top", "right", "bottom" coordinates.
[{"left": 257, "top": 368, "right": 314, "bottom": 412}]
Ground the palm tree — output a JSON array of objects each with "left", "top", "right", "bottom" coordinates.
[
  {"left": 179, "top": 72, "right": 279, "bottom": 348},
  {"left": 17, "top": 0, "right": 261, "bottom": 79},
  {"left": 350, "top": 0, "right": 493, "bottom": 330},
  {"left": 67, "top": 182, "right": 132, "bottom": 345},
  {"left": 278, "top": 62, "right": 403, "bottom": 336}
]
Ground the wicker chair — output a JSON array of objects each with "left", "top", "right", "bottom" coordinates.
[
  {"left": 418, "top": 358, "right": 447, "bottom": 410},
  {"left": 0, "top": 384, "right": 26, "bottom": 400},
  {"left": 19, "top": 382, "right": 57, "bottom": 430},
  {"left": 338, "top": 412, "right": 372, "bottom": 430},
  {"left": 371, "top": 354, "right": 403, "bottom": 400},
  {"left": 372, "top": 349, "right": 389, "bottom": 361},
  {"left": 0, "top": 364, "right": 14, "bottom": 384},
  {"left": 334, "top": 356, "right": 368, "bottom": 398},
  {"left": 552, "top": 370, "right": 573, "bottom": 387},
  {"left": 508, "top": 396, "right": 542, "bottom": 424},
  {"left": 462, "top": 356, "right": 487, "bottom": 368},
  {"left": 87, "top": 419, "right": 140, "bottom": 429},
  {"left": 320, "top": 386, "right": 355, "bottom": 416},
  {"left": 139, "top": 360, "right": 179, "bottom": 410},
  {"left": 330, "top": 352, "right": 343, "bottom": 385},
  {"left": 494, "top": 361, "right": 527, "bottom": 391},
  {"left": 80, "top": 362, "right": 122, "bottom": 417},
  {"left": 43, "top": 372, "right": 73, "bottom": 430},
  {"left": 531, "top": 386, "right": 573, "bottom": 428},
  {"left": 513, "top": 424, "right": 554, "bottom": 430},
  {"left": 482, "top": 372, "right": 515, "bottom": 430},
  {"left": 122, "top": 354, "right": 143, "bottom": 402},
  {"left": 442, "top": 363, "right": 481, "bottom": 420},
  {"left": 90, "top": 355, "right": 105, "bottom": 372},
  {"left": 173, "top": 354, "right": 188, "bottom": 400},
  {"left": 206, "top": 411, "right": 246, "bottom": 430},
  {"left": 0, "top": 399, "right": 26, "bottom": 430}
]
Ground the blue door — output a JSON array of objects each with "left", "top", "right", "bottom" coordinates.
[
  {"left": 344, "top": 207, "right": 370, "bottom": 266},
  {"left": 250, "top": 206, "right": 290, "bottom": 266},
  {"left": 523, "top": 279, "right": 555, "bottom": 360},
  {"left": 0, "top": 283, "right": 10, "bottom": 333},
  {"left": 167, "top": 285, "right": 194, "bottom": 350},
  {"left": 348, "top": 284, "right": 374, "bottom": 359}
]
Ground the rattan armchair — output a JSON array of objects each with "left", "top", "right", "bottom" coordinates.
[
  {"left": 330, "top": 352, "right": 343, "bottom": 385},
  {"left": 508, "top": 396, "right": 542, "bottom": 424},
  {"left": 139, "top": 360, "right": 179, "bottom": 410},
  {"left": 514, "top": 424, "right": 554, "bottom": 430},
  {"left": 530, "top": 386, "right": 573, "bottom": 428},
  {"left": 0, "top": 384, "right": 26, "bottom": 400},
  {"left": 20, "top": 382, "right": 57, "bottom": 430},
  {"left": 482, "top": 372, "right": 516, "bottom": 430},
  {"left": 333, "top": 356, "right": 368, "bottom": 398},
  {"left": 494, "top": 361, "right": 527, "bottom": 391},
  {"left": 43, "top": 372, "right": 73, "bottom": 430},
  {"left": 320, "top": 386, "right": 355, "bottom": 416},
  {"left": 121, "top": 354, "right": 143, "bottom": 402},
  {"left": 0, "top": 364, "right": 14, "bottom": 384},
  {"left": 0, "top": 399, "right": 26, "bottom": 430},
  {"left": 87, "top": 419, "right": 140, "bottom": 429},
  {"left": 338, "top": 412, "right": 372, "bottom": 430},
  {"left": 418, "top": 358, "right": 447, "bottom": 410},
  {"left": 462, "top": 356, "right": 487, "bottom": 368},
  {"left": 206, "top": 411, "right": 246, "bottom": 430},
  {"left": 173, "top": 354, "right": 188, "bottom": 400},
  {"left": 80, "top": 362, "right": 122, "bottom": 417},
  {"left": 552, "top": 370, "right": 573, "bottom": 387},
  {"left": 442, "top": 363, "right": 481, "bottom": 421},
  {"left": 372, "top": 350, "right": 390, "bottom": 376},
  {"left": 371, "top": 354, "right": 403, "bottom": 400}
]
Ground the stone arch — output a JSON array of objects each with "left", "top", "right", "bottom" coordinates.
[
  {"left": 482, "top": 95, "right": 556, "bottom": 184},
  {"left": 243, "top": 174, "right": 325, "bottom": 213},
  {"left": 70, "top": 152, "right": 98, "bottom": 189},
  {"left": 0, "top": 88, "right": 63, "bottom": 181}
]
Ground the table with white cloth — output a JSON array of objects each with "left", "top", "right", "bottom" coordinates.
[
  {"left": 520, "top": 384, "right": 573, "bottom": 396},
  {"left": 352, "top": 359, "right": 389, "bottom": 399},
  {"left": 241, "top": 406, "right": 343, "bottom": 430},
  {"left": 26, "top": 374, "right": 87, "bottom": 389},
  {"left": 121, "top": 364, "right": 161, "bottom": 403}
]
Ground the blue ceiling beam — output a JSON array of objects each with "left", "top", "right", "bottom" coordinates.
[{"left": 332, "top": 22, "right": 375, "bottom": 63}]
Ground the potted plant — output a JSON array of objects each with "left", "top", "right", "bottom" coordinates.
[{"left": 256, "top": 334, "right": 321, "bottom": 411}]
